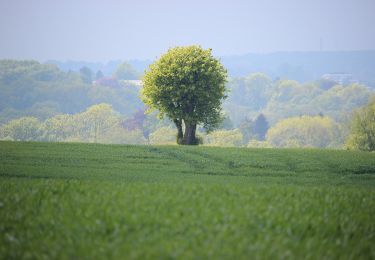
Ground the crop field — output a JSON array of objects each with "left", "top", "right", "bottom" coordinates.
[{"left": 0, "top": 141, "right": 374, "bottom": 259}]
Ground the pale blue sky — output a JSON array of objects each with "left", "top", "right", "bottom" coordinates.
[{"left": 0, "top": 0, "right": 374, "bottom": 61}]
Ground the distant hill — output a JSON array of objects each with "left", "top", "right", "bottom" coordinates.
[
  {"left": 221, "top": 50, "right": 375, "bottom": 86},
  {"left": 48, "top": 51, "right": 375, "bottom": 87}
]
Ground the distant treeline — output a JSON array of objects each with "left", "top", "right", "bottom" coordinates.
[
  {"left": 0, "top": 59, "right": 374, "bottom": 148},
  {"left": 0, "top": 103, "right": 347, "bottom": 148},
  {"left": 0, "top": 60, "right": 144, "bottom": 124},
  {"left": 224, "top": 73, "right": 372, "bottom": 126}
]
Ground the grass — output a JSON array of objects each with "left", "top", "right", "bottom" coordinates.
[{"left": 0, "top": 141, "right": 374, "bottom": 259}]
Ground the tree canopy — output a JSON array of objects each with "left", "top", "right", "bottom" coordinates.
[
  {"left": 113, "top": 62, "right": 140, "bottom": 80},
  {"left": 142, "top": 46, "right": 227, "bottom": 145},
  {"left": 346, "top": 97, "right": 375, "bottom": 151},
  {"left": 266, "top": 116, "right": 340, "bottom": 148}
]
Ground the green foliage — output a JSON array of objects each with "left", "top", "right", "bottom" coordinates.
[
  {"left": 273, "top": 79, "right": 301, "bottom": 102},
  {"left": 228, "top": 73, "right": 273, "bottom": 109},
  {"left": 149, "top": 127, "right": 177, "bottom": 145},
  {"left": 42, "top": 103, "right": 119, "bottom": 143},
  {"left": 79, "top": 66, "right": 93, "bottom": 84},
  {"left": 237, "top": 114, "right": 269, "bottom": 144},
  {"left": 0, "top": 117, "right": 41, "bottom": 141},
  {"left": 42, "top": 114, "right": 76, "bottom": 142},
  {"left": 204, "top": 129, "right": 243, "bottom": 147},
  {"left": 0, "top": 60, "right": 90, "bottom": 119},
  {"left": 262, "top": 81, "right": 323, "bottom": 124},
  {"left": 113, "top": 62, "right": 139, "bottom": 80},
  {"left": 346, "top": 98, "right": 375, "bottom": 151},
  {"left": 142, "top": 111, "right": 174, "bottom": 139},
  {"left": 1, "top": 59, "right": 373, "bottom": 148},
  {"left": 264, "top": 83, "right": 371, "bottom": 124},
  {"left": 142, "top": 46, "right": 227, "bottom": 144},
  {"left": 311, "top": 84, "right": 371, "bottom": 118},
  {"left": 239, "top": 117, "right": 254, "bottom": 144},
  {"left": 266, "top": 116, "right": 341, "bottom": 148},
  {"left": 224, "top": 73, "right": 275, "bottom": 126},
  {"left": 76, "top": 103, "right": 119, "bottom": 142},
  {"left": 225, "top": 75, "right": 372, "bottom": 126},
  {"left": 1, "top": 104, "right": 148, "bottom": 144},
  {"left": 87, "top": 83, "right": 144, "bottom": 116},
  {"left": 0, "top": 141, "right": 375, "bottom": 258},
  {"left": 0, "top": 60, "right": 144, "bottom": 124},
  {"left": 253, "top": 113, "right": 269, "bottom": 140},
  {"left": 218, "top": 115, "right": 234, "bottom": 130}
]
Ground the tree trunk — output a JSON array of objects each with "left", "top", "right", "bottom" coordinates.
[
  {"left": 174, "top": 119, "right": 184, "bottom": 145},
  {"left": 183, "top": 123, "right": 197, "bottom": 145}
]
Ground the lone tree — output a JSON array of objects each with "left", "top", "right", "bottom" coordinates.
[{"left": 142, "top": 46, "right": 227, "bottom": 145}]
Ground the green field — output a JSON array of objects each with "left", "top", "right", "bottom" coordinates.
[{"left": 0, "top": 141, "right": 374, "bottom": 259}]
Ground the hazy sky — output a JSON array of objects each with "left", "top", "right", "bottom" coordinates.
[{"left": 0, "top": 0, "right": 375, "bottom": 61}]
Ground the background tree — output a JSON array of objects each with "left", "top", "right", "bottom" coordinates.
[
  {"left": 95, "top": 70, "right": 104, "bottom": 80},
  {"left": 79, "top": 66, "right": 93, "bottom": 84},
  {"left": 345, "top": 98, "right": 375, "bottom": 151},
  {"left": 142, "top": 111, "right": 174, "bottom": 141},
  {"left": 121, "top": 109, "right": 146, "bottom": 132},
  {"left": 204, "top": 129, "right": 243, "bottom": 147},
  {"left": 149, "top": 127, "right": 176, "bottom": 145},
  {"left": 113, "top": 62, "right": 140, "bottom": 80},
  {"left": 42, "top": 114, "right": 76, "bottom": 141},
  {"left": 239, "top": 117, "right": 254, "bottom": 144},
  {"left": 142, "top": 46, "right": 227, "bottom": 145},
  {"left": 77, "top": 103, "right": 118, "bottom": 143},
  {"left": 266, "top": 116, "right": 340, "bottom": 148},
  {"left": 228, "top": 73, "right": 273, "bottom": 109},
  {"left": 1, "top": 117, "right": 41, "bottom": 141},
  {"left": 24, "top": 103, "right": 148, "bottom": 144},
  {"left": 253, "top": 113, "right": 269, "bottom": 140}
]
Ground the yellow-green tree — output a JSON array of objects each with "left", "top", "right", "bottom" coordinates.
[
  {"left": 0, "top": 117, "right": 41, "bottom": 141},
  {"left": 149, "top": 127, "right": 177, "bottom": 145},
  {"left": 142, "top": 46, "right": 227, "bottom": 145},
  {"left": 346, "top": 98, "right": 375, "bottom": 151},
  {"left": 42, "top": 114, "right": 76, "bottom": 141},
  {"left": 77, "top": 103, "right": 119, "bottom": 142},
  {"left": 204, "top": 129, "right": 243, "bottom": 147},
  {"left": 266, "top": 116, "right": 340, "bottom": 148}
]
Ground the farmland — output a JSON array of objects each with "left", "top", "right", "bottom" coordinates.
[{"left": 0, "top": 141, "right": 374, "bottom": 259}]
